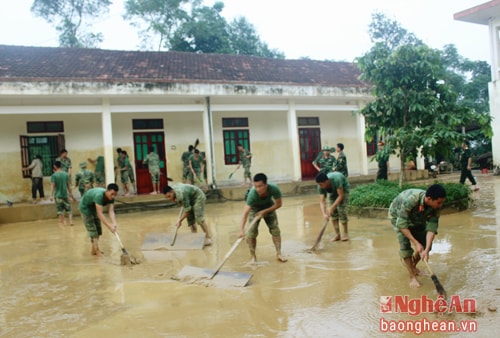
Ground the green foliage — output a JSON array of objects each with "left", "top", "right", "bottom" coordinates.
[
  {"left": 31, "top": 0, "right": 111, "bottom": 48},
  {"left": 356, "top": 13, "right": 481, "bottom": 188},
  {"left": 349, "top": 180, "right": 471, "bottom": 209}
]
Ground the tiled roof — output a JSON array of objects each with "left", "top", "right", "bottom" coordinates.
[{"left": 0, "top": 45, "right": 367, "bottom": 87}]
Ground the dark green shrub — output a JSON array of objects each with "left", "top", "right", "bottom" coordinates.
[{"left": 349, "top": 180, "right": 471, "bottom": 209}]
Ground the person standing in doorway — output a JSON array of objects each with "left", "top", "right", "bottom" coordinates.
[
  {"left": 334, "top": 143, "right": 348, "bottom": 177},
  {"left": 312, "top": 146, "right": 337, "bottom": 174},
  {"left": 143, "top": 146, "right": 161, "bottom": 194},
  {"left": 237, "top": 143, "right": 252, "bottom": 186},
  {"left": 375, "top": 141, "right": 390, "bottom": 181},
  {"left": 459, "top": 141, "right": 479, "bottom": 191},
  {"left": 239, "top": 173, "right": 287, "bottom": 263},
  {"left": 316, "top": 171, "right": 350, "bottom": 241},
  {"left": 23, "top": 154, "right": 44, "bottom": 204},
  {"left": 389, "top": 184, "right": 446, "bottom": 289},
  {"left": 49, "top": 161, "right": 73, "bottom": 226}
]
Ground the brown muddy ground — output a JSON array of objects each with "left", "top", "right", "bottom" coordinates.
[{"left": 0, "top": 175, "right": 499, "bottom": 337}]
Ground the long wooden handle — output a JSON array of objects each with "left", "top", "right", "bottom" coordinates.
[
  {"left": 422, "top": 258, "right": 434, "bottom": 275},
  {"left": 114, "top": 232, "right": 129, "bottom": 255},
  {"left": 209, "top": 216, "right": 261, "bottom": 279},
  {"left": 170, "top": 207, "right": 184, "bottom": 246},
  {"left": 310, "top": 220, "right": 329, "bottom": 251}
]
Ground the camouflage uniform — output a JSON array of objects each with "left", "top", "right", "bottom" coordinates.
[
  {"left": 143, "top": 151, "right": 160, "bottom": 183},
  {"left": 388, "top": 189, "right": 440, "bottom": 258},
  {"left": 317, "top": 172, "right": 350, "bottom": 222},
  {"left": 79, "top": 187, "right": 115, "bottom": 238},
  {"left": 245, "top": 183, "right": 282, "bottom": 238},
  {"left": 376, "top": 148, "right": 390, "bottom": 180},
  {"left": 50, "top": 170, "right": 72, "bottom": 216},
  {"left": 172, "top": 184, "right": 206, "bottom": 226},
  {"left": 189, "top": 153, "right": 204, "bottom": 182},
  {"left": 313, "top": 154, "right": 337, "bottom": 173},
  {"left": 239, "top": 148, "right": 252, "bottom": 179},
  {"left": 181, "top": 151, "right": 192, "bottom": 181},
  {"left": 335, "top": 151, "right": 348, "bottom": 177},
  {"left": 75, "top": 166, "right": 95, "bottom": 197}
]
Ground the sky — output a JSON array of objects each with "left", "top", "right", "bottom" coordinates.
[{"left": 0, "top": 0, "right": 492, "bottom": 63}]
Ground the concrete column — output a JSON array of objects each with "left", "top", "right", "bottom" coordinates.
[
  {"left": 101, "top": 98, "right": 115, "bottom": 185},
  {"left": 356, "top": 111, "right": 369, "bottom": 175},
  {"left": 203, "top": 97, "right": 215, "bottom": 187},
  {"left": 287, "top": 100, "right": 301, "bottom": 181}
]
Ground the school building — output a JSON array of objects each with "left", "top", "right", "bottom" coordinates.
[{"left": 0, "top": 44, "right": 397, "bottom": 202}]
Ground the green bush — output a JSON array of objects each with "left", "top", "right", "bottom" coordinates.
[{"left": 349, "top": 180, "right": 471, "bottom": 209}]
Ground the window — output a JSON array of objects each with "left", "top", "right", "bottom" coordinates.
[
  {"left": 20, "top": 134, "right": 65, "bottom": 177},
  {"left": 132, "top": 119, "right": 164, "bottom": 130},
  {"left": 222, "top": 118, "right": 250, "bottom": 165},
  {"left": 27, "top": 121, "right": 64, "bottom": 133},
  {"left": 297, "top": 117, "right": 320, "bottom": 126},
  {"left": 366, "top": 136, "right": 377, "bottom": 156}
]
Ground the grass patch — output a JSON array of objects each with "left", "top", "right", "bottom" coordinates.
[{"left": 349, "top": 180, "right": 472, "bottom": 210}]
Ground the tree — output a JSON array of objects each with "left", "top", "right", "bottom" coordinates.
[
  {"left": 357, "top": 13, "right": 471, "bottom": 187},
  {"left": 31, "top": 0, "right": 111, "bottom": 48},
  {"left": 169, "top": 2, "right": 231, "bottom": 54},
  {"left": 440, "top": 44, "right": 492, "bottom": 162},
  {"left": 228, "top": 17, "right": 284, "bottom": 58},
  {"left": 123, "top": 0, "right": 197, "bottom": 51}
]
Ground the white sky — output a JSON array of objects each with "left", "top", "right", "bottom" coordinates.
[{"left": 0, "top": 0, "right": 492, "bottom": 63}]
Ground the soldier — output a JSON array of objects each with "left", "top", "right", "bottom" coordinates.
[
  {"left": 312, "top": 146, "right": 337, "bottom": 174},
  {"left": 79, "top": 184, "right": 119, "bottom": 256},
  {"left": 459, "top": 141, "right": 479, "bottom": 191},
  {"left": 88, "top": 155, "right": 105, "bottom": 187},
  {"left": 375, "top": 141, "right": 390, "bottom": 181},
  {"left": 239, "top": 173, "right": 287, "bottom": 263},
  {"left": 189, "top": 149, "right": 205, "bottom": 185},
  {"left": 389, "top": 184, "right": 446, "bottom": 289},
  {"left": 143, "top": 146, "right": 161, "bottom": 194},
  {"left": 237, "top": 143, "right": 252, "bottom": 186},
  {"left": 55, "top": 148, "right": 72, "bottom": 177},
  {"left": 75, "top": 162, "right": 95, "bottom": 198},
  {"left": 49, "top": 161, "right": 73, "bottom": 226},
  {"left": 334, "top": 143, "right": 348, "bottom": 177},
  {"left": 316, "top": 171, "right": 350, "bottom": 241},
  {"left": 181, "top": 145, "right": 194, "bottom": 183},
  {"left": 163, "top": 184, "right": 212, "bottom": 246}
]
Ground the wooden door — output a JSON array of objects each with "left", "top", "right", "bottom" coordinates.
[
  {"left": 133, "top": 132, "right": 167, "bottom": 195},
  {"left": 299, "top": 127, "right": 321, "bottom": 180}
]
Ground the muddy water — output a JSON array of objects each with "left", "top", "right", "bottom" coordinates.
[{"left": 1, "top": 176, "right": 499, "bottom": 337}]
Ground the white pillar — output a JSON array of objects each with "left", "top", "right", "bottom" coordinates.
[
  {"left": 101, "top": 98, "right": 115, "bottom": 185},
  {"left": 203, "top": 97, "right": 215, "bottom": 187},
  {"left": 287, "top": 100, "right": 301, "bottom": 181},
  {"left": 356, "top": 112, "right": 369, "bottom": 175}
]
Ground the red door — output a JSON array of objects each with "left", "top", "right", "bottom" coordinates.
[
  {"left": 299, "top": 127, "right": 321, "bottom": 180},
  {"left": 133, "top": 132, "right": 168, "bottom": 195}
]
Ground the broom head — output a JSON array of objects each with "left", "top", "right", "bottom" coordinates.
[{"left": 430, "top": 274, "right": 447, "bottom": 298}]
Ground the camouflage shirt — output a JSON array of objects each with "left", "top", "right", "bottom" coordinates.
[
  {"left": 335, "top": 152, "right": 348, "bottom": 177},
  {"left": 317, "top": 172, "right": 350, "bottom": 201},
  {"left": 313, "top": 154, "right": 337, "bottom": 173},
  {"left": 389, "top": 189, "right": 439, "bottom": 234},
  {"left": 238, "top": 148, "right": 252, "bottom": 168},
  {"left": 172, "top": 183, "right": 206, "bottom": 212}
]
